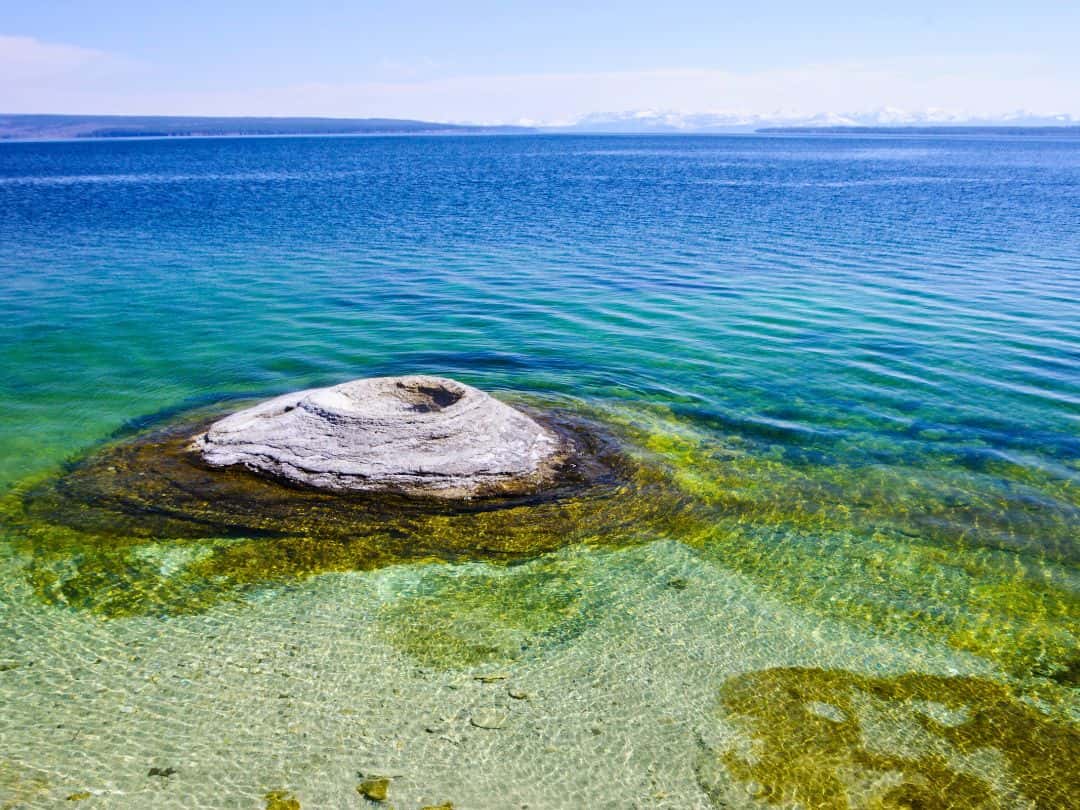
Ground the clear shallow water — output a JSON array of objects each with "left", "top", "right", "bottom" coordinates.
[{"left": 0, "top": 134, "right": 1078, "bottom": 808}]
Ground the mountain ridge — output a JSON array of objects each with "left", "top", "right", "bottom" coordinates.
[{"left": 551, "top": 108, "right": 1080, "bottom": 133}]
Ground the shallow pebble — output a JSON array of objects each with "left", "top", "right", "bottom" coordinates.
[{"left": 470, "top": 708, "right": 509, "bottom": 729}]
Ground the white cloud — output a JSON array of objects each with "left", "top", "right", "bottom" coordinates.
[
  {"left": 0, "top": 35, "right": 117, "bottom": 83},
  {"left": 0, "top": 34, "right": 137, "bottom": 112}
]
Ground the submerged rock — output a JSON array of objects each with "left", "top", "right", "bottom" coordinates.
[
  {"left": 194, "top": 375, "right": 565, "bottom": 499},
  {"left": 356, "top": 777, "right": 390, "bottom": 802},
  {"left": 469, "top": 707, "right": 508, "bottom": 729},
  {"left": 264, "top": 791, "right": 301, "bottom": 810},
  {"left": 8, "top": 383, "right": 680, "bottom": 617}
]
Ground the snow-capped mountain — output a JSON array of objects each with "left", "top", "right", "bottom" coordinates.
[{"left": 550, "top": 108, "right": 1080, "bottom": 133}]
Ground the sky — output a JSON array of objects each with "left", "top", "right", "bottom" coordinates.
[{"left": 1, "top": 1, "right": 1078, "bottom": 124}]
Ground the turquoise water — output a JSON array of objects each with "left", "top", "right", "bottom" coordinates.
[{"left": 1, "top": 134, "right": 1078, "bottom": 808}]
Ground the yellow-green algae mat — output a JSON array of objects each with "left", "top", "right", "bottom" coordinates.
[
  {"left": 2, "top": 398, "right": 1078, "bottom": 808},
  {"left": 696, "top": 667, "right": 1079, "bottom": 809}
]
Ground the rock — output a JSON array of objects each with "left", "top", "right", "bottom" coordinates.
[
  {"left": 20, "top": 381, "right": 637, "bottom": 617},
  {"left": 356, "top": 777, "right": 390, "bottom": 801},
  {"left": 470, "top": 708, "right": 508, "bottom": 729},
  {"left": 194, "top": 376, "right": 565, "bottom": 499},
  {"left": 264, "top": 791, "right": 301, "bottom": 810}
]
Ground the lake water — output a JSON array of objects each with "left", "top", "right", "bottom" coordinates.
[{"left": 1, "top": 134, "right": 1077, "bottom": 808}]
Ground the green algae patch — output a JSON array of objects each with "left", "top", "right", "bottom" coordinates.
[
  {"left": 614, "top": 404, "right": 1080, "bottom": 565},
  {"left": 688, "top": 519, "right": 1079, "bottom": 685},
  {"left": 3, "top": 404, "right": 691, "bottom": 618},
  {"left": 698, "top": 667, "right": 1080, "bottom": 809},
  {"left": 377, "top": 553, "right": 606, "bottom": 667},
  {"left": 0, "top": 760, "right": 51, "bottom": 809}
]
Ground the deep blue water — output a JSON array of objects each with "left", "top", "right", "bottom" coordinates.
[{"left": 2, "top": 135, "right": 1078, "bottom": 485}]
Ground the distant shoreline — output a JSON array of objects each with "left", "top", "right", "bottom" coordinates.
[{"left": 0, "top": 114, "right": 534, "bottom": 141}]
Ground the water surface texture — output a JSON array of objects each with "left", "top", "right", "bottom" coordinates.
[{"left": 1, "top": 134, "right": 1078, "bottom": 808}]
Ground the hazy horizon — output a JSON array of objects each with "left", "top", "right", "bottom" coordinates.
[{"left": 4, "top": 112, "right": 1080, "bottom": 141}]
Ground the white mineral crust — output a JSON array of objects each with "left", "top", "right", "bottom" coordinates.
[{"left": 194, "top": 375, "right": 563, "bottom": 498}]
